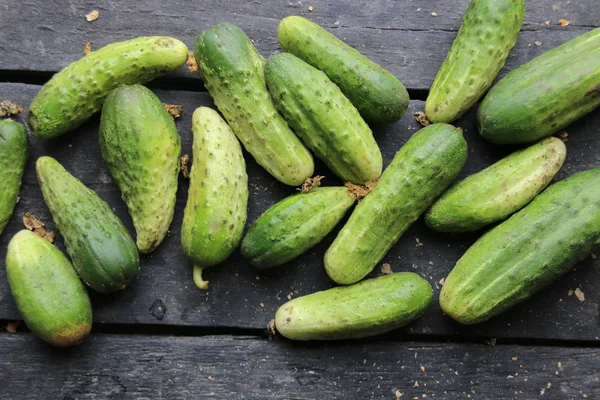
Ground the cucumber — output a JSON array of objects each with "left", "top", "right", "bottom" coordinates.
[
  {"left": 100, "top": 85, "right": 181, "bottom": 254},
  {"left": 426, "top": 137, "right": 566, "bottom": 232},
  {"left": 36, "top": 156, "right": 139, "bottom": 293},
  {"left": 440, "top": 168, "right": 600, "bottom": 324},
  {"left": 275, "top": 273, "right": 432, "bottom": 340},
  {"left": 478, "top": 28, "right": 600, "bottom": 144},
  {"left": 278, "top": 16, "right": 409, "bottom": 123},
  {"left": 325, "top": 124, "right": 467, "bottom": 285},
  {"left": 265, "top": 53, "right": 382, "bottom": 184},
  {"left": 194, "top": 23, "right": 314, "bottom": 186},
  {"left": 6, "top": 230, "right": 92, "bottom": 347},
  {"left": 28, "top": 36, "right": 188, "bottom": 139},
  {"left": 181, "top": 107, "right": 248, "bottom": 290},
  {"left": 425, "top": 0, "right": 524, "bottom": 123},
  {"left": 0, "top": 119, "right": 28, "bottom": 235},
  {"left": 241, "top": 187, "right": 356, "bottom": 269}
]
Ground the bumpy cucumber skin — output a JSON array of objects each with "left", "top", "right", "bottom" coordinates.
[
  {"left": 194, "top": 23, "right": 314, "bottom": 186},
  {"left": 0, "top": 120, "right": 28, "bottom": 235},
  {"left": 36, "top": 156, "right": 139, "bottom": 293},
  {"left": 265, "top": 53, "right": 382, "bottom": 184},
  {"left": 478, "top": 28, "right": 600, "bottom": 144},
  {"left": 275, "top": 273, "right": 432, "bottom": 340},
  {"left": 325, "top": 124, "right": 467, "bottom": 285},
  {"left": 241, "top": 187, "right": 355, "bottom": 269},
  {"left": 181, "top": 107, "right": 248, "bottom": 289},
  {"left": 425, "top": 0, "right": 524, "bottom": 123},
  {"left": 28, "top": 36, "right": 188, "bottom": 139},
  {"left": 6, "top": 230, "right": 92, "bottom": 347},
  {"left": 440, "top": 168, "right": 600, "bottom": 324},
  {"left": 426, "top": 137, "right": 566, "bottom": 232},
  {"left": 100, "top": 85, "right": 181, "bottom": 254},
  {"left": 278, "top": 16, "right": 409, "bottom": 123}
]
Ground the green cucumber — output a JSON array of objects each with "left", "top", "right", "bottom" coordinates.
[
  {"left": 194, "top": 23, "right": 314, "bottom": 186},
  {"left": 0, "top": 119, "right": 28, "bottom": 235},
  {"left": 28, "top": 36, "right": 188, "bottom": 139},
  {"left": 181, "top": 107, "right": 248, "bottom": 290},
  {"left": 241, "top": 186, "right": 356, "bottom": 269},
  {"left": 426, "top": 137, "right": 566, "bottom": 232},
  {"left": 275, "top": 273, "right": 432, "bottom": 340},
  {"left": 6, "top": 230, "right": 92, "bottom": 347},
  {"left": 325, "top": 124, "right": 467, "bottom": 285},
  {"left": 425, "top": 0, "right": 524, "bottom": 123},
  {"left": 440, "top": 168, "right": 600, "bottom": 324},
  {"left": 278, "top": 16, "right": 409, "bottom": 123},
  {"left": 265, "top": 53, "right": 382, "bottom": 184},
  {"left": 100, "top": 85, "right": 181, "bottom": 254},
  {"left": 478, "top": 28, "right": 600, "bottom": 144},
  {"left": 36, "top": 156, "right": 139, "bottom": 293}
]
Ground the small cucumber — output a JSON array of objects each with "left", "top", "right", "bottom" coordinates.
[
  {"left": 265, "top": 53, "right": 382, "bottom": 184},
  {"left": 194, "top": 23, "right": 314, "bottom": 186},
  {"left": 181, "top": 107, "right": 248, "bottom": 290},
  {"left": 440, "top": 168, "right": 600, "bottom": 324},
  {"left": 478, "top": 28, "right": 600, "bottom": 144},
  {"left": 0, "top": 119, "right": 28, "bottom": 235},
  {"left": 275, "top": 273, "right": 432, "bottom": 340},
  {"left": 6, "top": 230, "right": 92, "bottom": 347},
  {"left": 28, "top": 36, "right": 188, "bottom": 139},
  {"left": 100, "top": 85, "right": 181, "bottom": 254},
  {"left": 425, "top": 0, "right": 524, "bottom": 123},
  {"left": 278, "top": 16, "right": 409, "bottom": 123},
  {"left": 325, "top": 124, "right": 467, "bottom": 285},
  {"left": 36, "top": 156, "right": 139, "bottom": 293},
  {"left": 426, "top": 137, "right": 566, "bottom": 232},
  {"left": 241, "top": 187, "right": 356, "bottom": 269}
]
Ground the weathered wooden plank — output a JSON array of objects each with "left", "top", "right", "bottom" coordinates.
[
  {"left": 0, "top": 0, "right": 597, "bottom": 90},
  {"left": 1, "top": 82, "right": 599, "bottom": 341},
  {"left": 1, "top": 333, "right": 599, "bottom": 399}
]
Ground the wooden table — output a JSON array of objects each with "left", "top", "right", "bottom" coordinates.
[{"left": 1, "top": 1, "right": 599, "bottom": 398}]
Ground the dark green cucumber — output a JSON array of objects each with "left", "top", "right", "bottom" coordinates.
[
  {"left": 275, "top": 273, "right": 432, "bottom": 340},
  {"left": 6, "top": 230, "right": 92, "bottom": 347},
  {"left": 0, "top": 119, "right": 28, "bottom": 235},
  {"left": 426, "top": 137, "right": 566, "bottom": 232},
  {"left": 36, "top": 156, "right": 139, "bottom": 293},
  {"left": 100, "top": 85, "right": 181, "bottom": 254},
  {"left": 194, "top": 23, "right": 314, "bottom": 186},
  {"left": 181, "top": 107, "right": 248, "bottom": 290},
  {"left": 265, "top": 53, "right": 382, "bottom": 184},
  {"left": 28, "top": 36, "right": 188, "bottom": 139},
  {"left": 478, "top": 28, "right": 600, "bottom": 144},
  {"left": 241, "top": 187, "right": 356, "bottom": 269},
  {"left": 278, "top": 16, "right": 409, "bottom": 123},
  {"left": 425, "top": 0, "right": 524, "bottom": 122},
  {"left": 440, "top": 168, "right": 600, "bottom": 324},
  {"left": 325, "top": 124, "right": 467, "bottom": 285}
]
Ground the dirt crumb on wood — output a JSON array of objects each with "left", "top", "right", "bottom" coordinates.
[
  {"left": 4, "top": 321, "right": 20, "bottom": 333},
  {"left": 307, "top": 5, "right": 313, "bottom": 12},
  {"left": 486, "top": 337, "right": 497, "bottom": 346},
  {"left": 574, "top": 288, "right": 585, "bottom": 302},
  {"left": 544, "top": 20, "right": 551, "bottom": 25},
  {"left": 381, "top": 263, "right": 393, "bottom": 274},
  {"left": 250, "top": 183, "right": 266, "bottom": 191},
  {"left": 431, "top": 12, "right": 437, "bottom": 17},
  {"left": 85, "top": 10, "right": 99, "bottom": 22},
  {"left": 439, "top": 277, "right": 445, "bottom": 286},
  {"left": 23, "top": 212, "right": 55, "bottom": 243},
  {"left": 591, "top": 253, "right": 597, "bottom": 259},
  {"left": 164, "top": 103, "right": 183, "bottom": 119},
  {"left": 534, "top": 41, "right": 542, "bottom": 46},
  {"left": 413, "top": 111, "right": 431, "bottom": 126},
  {"left": 558, "top": 19, "right": 570, "bottom": 27},
  {"left": 0, "top": 100, "right": 24, "bottom": 116},
  {"left": 299, "top": 175, "right": 324, "bottom": 193},
  {"left": 84, "top": 41, "right": 93, "bottom": 55},
  {"left": 556, "top": 131, "right": 568, "bottom": 142},
  {"left": 180, "top": 154, "right": 190, "bottom": 178},
  {"left": 267, "top": 319, "right": 277, "bottom": 339},
  {"left": 395, "top": 390, "right": 403, "bottom": 399},
  {"left": 187, "top": 51, "right": 198, "bottom": 72}
]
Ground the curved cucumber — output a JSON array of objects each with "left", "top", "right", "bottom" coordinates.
[
  {"left": 194, "top": 23, "right": 314, "bottom": 186},
  {"left": 426, "top": 137, "right": 566, "bottom": 232},
  {"left": 181, "top": 107, "right": 248, "bottom": 290},
  {"left": 325, "top": 124, "right": 467, "bottom": 285},
  {"left": 265, "top": 53, "right": 382, "bottom": 184},
  {"left": 100, "top": 85, "right": 181, "bottom": 254},
  {"left": 0, "top": 119, "right": 28, "bottom": 235},
  {"left": 278, "top": 16, "right": 409, "bottom": 123},
  {"left": 36, "top": 156, "right": 139, "bottom": 293},
  {"left": 275, "top": 273, "right": 432, "bottom": 340},
  {"left": 478, "top": 28, "right": 600, "bottom": 144},
  {"left": 425, "top": 0, "right": 524, "bottom": 123},
  {"left": 28, "top": 36, "right": 188, "bottom": 139},
  {"left": 241, "top": 187, "right": 355, "bottom": 269},
  {"left": 440, "top": 168, "right": 600, "bottom": 324},
  {"left": 6, "top": 230, "right": 92, "bottom": 347}
]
